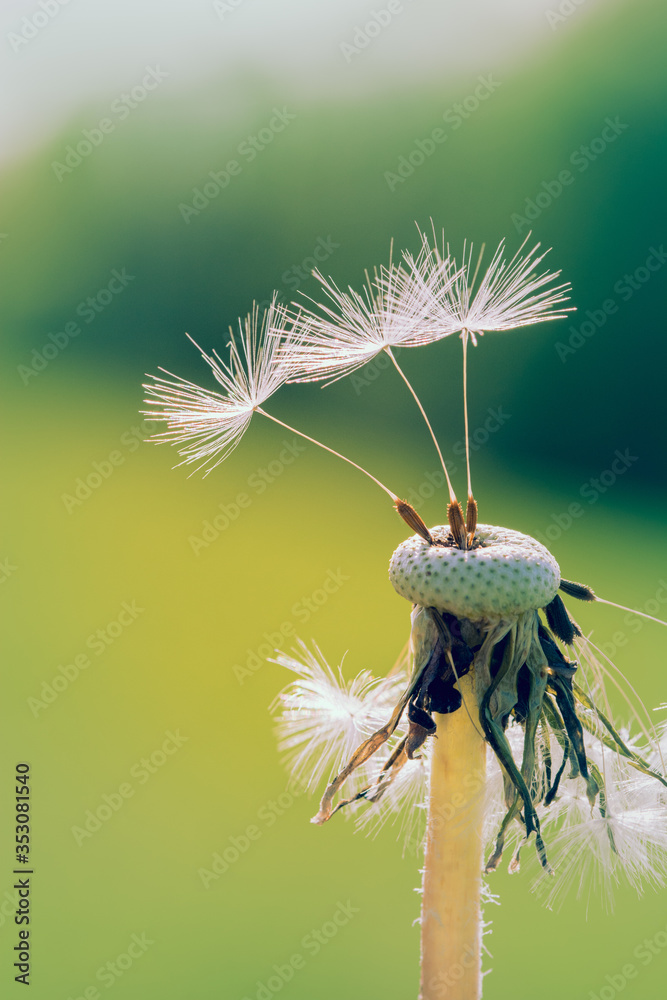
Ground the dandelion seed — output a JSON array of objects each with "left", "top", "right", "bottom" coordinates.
[
  {"left": 142, "top": 296, "right": 293, "bottom": 476},
  {"left": 532, "top": 752, "right": 667, "bottom": 911},
  {"left": 280, "top": 254, "right": 460, "bottom": 384},
  {"left": 271, "top": 640, "right": 405, "bottom": 793},
  {"left": 279, "top": 250, "right": 468, "bottom": 514},
  {"left": 305, "top": 509, "right": 667, "bottom": 996},
  {"left": 143, "top": 296, "right": 405, "bottom": 501},
  {"left": 399, "top": 225, "right": 573, "bottom": 342},
  {"left": 355, "top": 751, "right": 429, "bottom": 854},
  {"left": 393, "top": 226, "right": 573, "bottom": 523},
  {"left": 648, "top": 713, "right": 667, "bottom": 774},
  {"left": 145, "top": 223, "right": 666, "bottom": 1000}
]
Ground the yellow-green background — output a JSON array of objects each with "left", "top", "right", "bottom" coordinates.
[{"left": 2, "top": 1, "right": 666, "bottom": 997}]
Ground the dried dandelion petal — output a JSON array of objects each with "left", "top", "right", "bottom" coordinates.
[{"left": 389, "top": 523, "right": 560, "bottom": 619}]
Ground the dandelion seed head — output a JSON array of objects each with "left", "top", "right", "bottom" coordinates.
[
  {"left": 390, "top": 523, "right": 560, "bottom": 622},
  {"left": 396, "top": 227, "right": 573, "bottom": 342},
  {"left": 142, "top": 296, "right": 294, "bottom": 476},
  {"left": 646, "top": 713, "right": 667, "bottom": 775},
  {"left": 271, "top": 640, "right": 405, "bottom": 792},
  {"left": 482, "top": 723, "right": 526, "bottom": 846},
  {"left": 270, "top": 628, "right": 667, "bottom": 909},
  {"left": 532, "top": 774, "right": 667, "bottom": 911},
  {"left": 518, "top": 717, "right": 667, "bottom": 910},
  {"left": 279, "top": 257, "right": 461, "bottom": 384},
  {"left": 355, "top": 751, "right": 430, "bottom": 855}
]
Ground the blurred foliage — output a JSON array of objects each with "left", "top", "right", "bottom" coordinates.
[
  {"left": 2, "top": 1, "right": 667, "bottom": 998},
  {"left": 1, "top": 0, "right": 666, "bottom": 484}
]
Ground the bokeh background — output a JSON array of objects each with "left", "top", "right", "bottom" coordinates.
[{"left": 2, "top": 1, "right": 666, "bottom": 997}]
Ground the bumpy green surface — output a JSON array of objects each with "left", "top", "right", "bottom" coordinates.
[{"left": 389, "top": 523, "right": 560, "bottom": 620}]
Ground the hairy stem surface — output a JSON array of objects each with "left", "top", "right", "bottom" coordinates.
[{"left": 419, "top": 669, "right": 486, "bottom": 1000}]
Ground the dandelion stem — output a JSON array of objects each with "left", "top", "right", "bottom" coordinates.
[
  {"left": 254, "top": 407, "right": 398, "bottom": 501},
  {"left": 385, "top": 347, "right": 458, "bottom": 504},
  {"left": 462, "top": 330, "right": 473, "bottom": 503},
  {"left": 419, "top": 668, "right": 485, "bottom": 1000},
  {"left": 461, "top": 330, "right": 479, "bottom": 540}
]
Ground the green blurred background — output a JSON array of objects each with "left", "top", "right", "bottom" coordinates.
[{"left": 2, "top": 1, "right": 666, "bottom": 997}]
